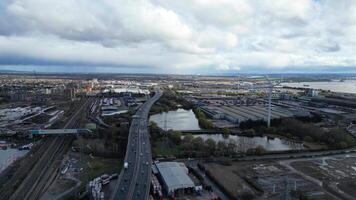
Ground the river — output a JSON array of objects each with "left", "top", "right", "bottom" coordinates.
[{"left": 282, "top": 80, "right": 356, "bottom": 94}]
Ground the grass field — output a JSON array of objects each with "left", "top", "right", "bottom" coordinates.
[
  {"left": 152, "top": 140, "right": 181, "bottom": 157},
  {"left": 78, "top": 154, "right": 123, "bottom": 184},
  {"left": 203, "top": 163, "right": 250, "bottom": 199}
]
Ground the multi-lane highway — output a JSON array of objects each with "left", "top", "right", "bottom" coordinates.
[{"left": 112, "top": 88, "right": 162, "bottom": 200}]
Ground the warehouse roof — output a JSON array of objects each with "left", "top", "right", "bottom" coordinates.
[{"left": 156, "top": 162, "right": 194, "bottom": 193}]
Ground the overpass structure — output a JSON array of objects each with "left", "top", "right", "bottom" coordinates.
[
  {"left": 112, "top": 88, "right": 162, "bottom": 200},
  {"left": 29, "top": 129, "right": 92, "bottom": 137}
]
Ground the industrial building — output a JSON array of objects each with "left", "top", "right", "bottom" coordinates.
[
  {"left": 200, "top": 105, "right": 310, "bottom": 125},
  {"left": 100, "top": 98, "right": 128, "bottom": 116},
  {"left": 155, "top": 162, "right": 195, "bottom": 197}
]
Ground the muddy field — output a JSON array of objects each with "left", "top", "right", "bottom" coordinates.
[
  {"left": 290, "top": 155, "right": 356, "bottom": 199},
  {"left": 203, "top": 161, "right": 330, "bottom": 200}
]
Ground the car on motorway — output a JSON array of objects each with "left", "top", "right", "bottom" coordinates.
[{"left": 124, "top": 162, "right": 129, "bottom": 169}]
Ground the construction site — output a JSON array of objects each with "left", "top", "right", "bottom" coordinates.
[
  {"left": 286, "top": 154, "right": 356, "bottom": 200},
  {"left": 200, "top": 160, "right": 335, "bottom": 200}
]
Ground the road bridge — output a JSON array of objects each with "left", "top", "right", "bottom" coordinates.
[
  {"left": 29, "top": 129, "right": 92, "bottom": 137},
  {"left": 111, "top": 88, "right": 162, "bottom": 200}
]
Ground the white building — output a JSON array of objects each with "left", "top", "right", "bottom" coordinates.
[{"left": 155, "top": 162, "right": 195, "bottom": 196}]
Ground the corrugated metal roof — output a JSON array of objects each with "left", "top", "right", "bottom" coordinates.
[
  {"left": 151, "top": 164, "right": 159, "bottom": 174},
  {"left": 156, "top": 162, "right": 195, "bottom": 192}
]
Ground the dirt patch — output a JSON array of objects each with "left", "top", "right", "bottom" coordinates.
[
  {"left": 203, "top": 160, "right": 330, "bottom": 200},
  {"left": 288, "top": 155, "right": 356, "bottom": 199},
  {"left": 203, "top": 162, "right": 256, "bottom": 199},
  {"left": 291, "top": 161, "right": 330, "bottom": 182},
  {"left": 41, "top": 178, "right": 76, "bottom": 199},
  {"left": 337, "top": 180, "right": 356, "bottom": 197}
]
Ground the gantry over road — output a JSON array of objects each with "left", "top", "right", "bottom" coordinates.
[{"left": 112, "top": 88, "right": 162, "bottom": 200}]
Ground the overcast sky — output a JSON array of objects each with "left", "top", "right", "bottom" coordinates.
[{"left": 0, "top": 0, "right": 356, "bottom": 74}]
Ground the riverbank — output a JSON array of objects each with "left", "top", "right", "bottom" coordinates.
[
  {"left": 281, "top": 80, "right": 356, "bottom": 94},
  {"left": 149, "top": 89, "right": 194, "bottom": 116},
  {"left": 149, "top": 108, "right": 326, "bottom": 158},
  {"left": 148, "top": 89, "right": 345, "bottom": 157}
]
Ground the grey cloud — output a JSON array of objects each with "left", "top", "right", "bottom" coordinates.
[
  {"left": 319, "top": 42, "right": 341, "bottom": 52},
  {"left": 0, "top": 0, "right": 355, "bottom": 73}
]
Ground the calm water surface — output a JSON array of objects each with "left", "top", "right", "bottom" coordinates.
[
  {"left": 282, "top": 80, "right": 356, "bottom": 94},
  {"left": 192, "top": 134, "right": 304, "bottom": 152},
  {"left": 149, "top": 109, "right": 201, "bottom": 131},
  {"left": 150, "top": 109, "right": 304, "bottom": 152}
]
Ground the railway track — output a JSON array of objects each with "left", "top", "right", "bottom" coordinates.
[
  {"left": 10, "top": 137, "right": 71, "bottom": 200},
  {"left": 0, "top": 140, "right": 51, "bottom": 200},
  {"left": 28, "top": 137, "right": 71, "bottom": 200},
  {"left": 8, "top": 98, "right": 92, "bottom": 200}
]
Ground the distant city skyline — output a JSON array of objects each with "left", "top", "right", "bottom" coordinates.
[
  {"left": 1, "top": 66, "right": 356, "bottom": 75},
  {"left": 1, "top": 0, "right": 356, "bottom": 74}
]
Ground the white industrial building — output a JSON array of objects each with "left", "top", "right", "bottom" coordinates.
[{"left": 155, "top": 162, "right": 195, "bottom": 196}]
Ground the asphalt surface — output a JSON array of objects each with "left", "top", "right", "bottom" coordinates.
[{"left": 112, "top": 88, "right": 162, "bottom": 200}]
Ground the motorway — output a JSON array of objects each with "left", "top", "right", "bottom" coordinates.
[{"left": 112, "top": 88, "right": 162, "bottom": 200}]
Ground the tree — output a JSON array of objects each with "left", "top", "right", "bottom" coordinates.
[
  {"left": 150, "top": 121, "right": 159, "bottom": 130},
  {"left": 199, "top": 118, "right": 213, "bottom": 129},
  {"left": 244, "top": 129, "right": 256, "bottom": 135},
  {"left": 216, "top": 141, "right": 227, "bottom": 155},
  {"left": 303, "top": 136, "right": 314, "bottom": 143},
  {"left": 205, "top": 138, "right": 216, "bottom": 153},
  {"left": 254, "top": 145, "right": 267, "bottom": 155},
  {"left": 192, "top": 137, "right": 204, "bottom": 150},
  {"left": 222, "top": 128, "right": 230, "bottom": 138},
  {"left": 222, "top": 127, "right": 230, "bottom": 135},
  {"left": 266, "top": 127, "right": 278, "bottom": 135},
  {"left": 169, "top": 131, "right": 182, "bottom": 145},
  {"left": 181, "top": 141, "right": 193, "bottom": 151},
  {"left": 336, "top": 141, "right": 348, "bottom": 149},
  {"left": 182, "top": 134, "right": 194, "bottom": 143},
  {"left": 227, "top": 139, "right": 237, "bottom": 154},
  {"left": 193, "top": 108, "right": 206, "bottom": 119},
  {"left": 149, "top": 121, "right": 162, "bottom": 140}
]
